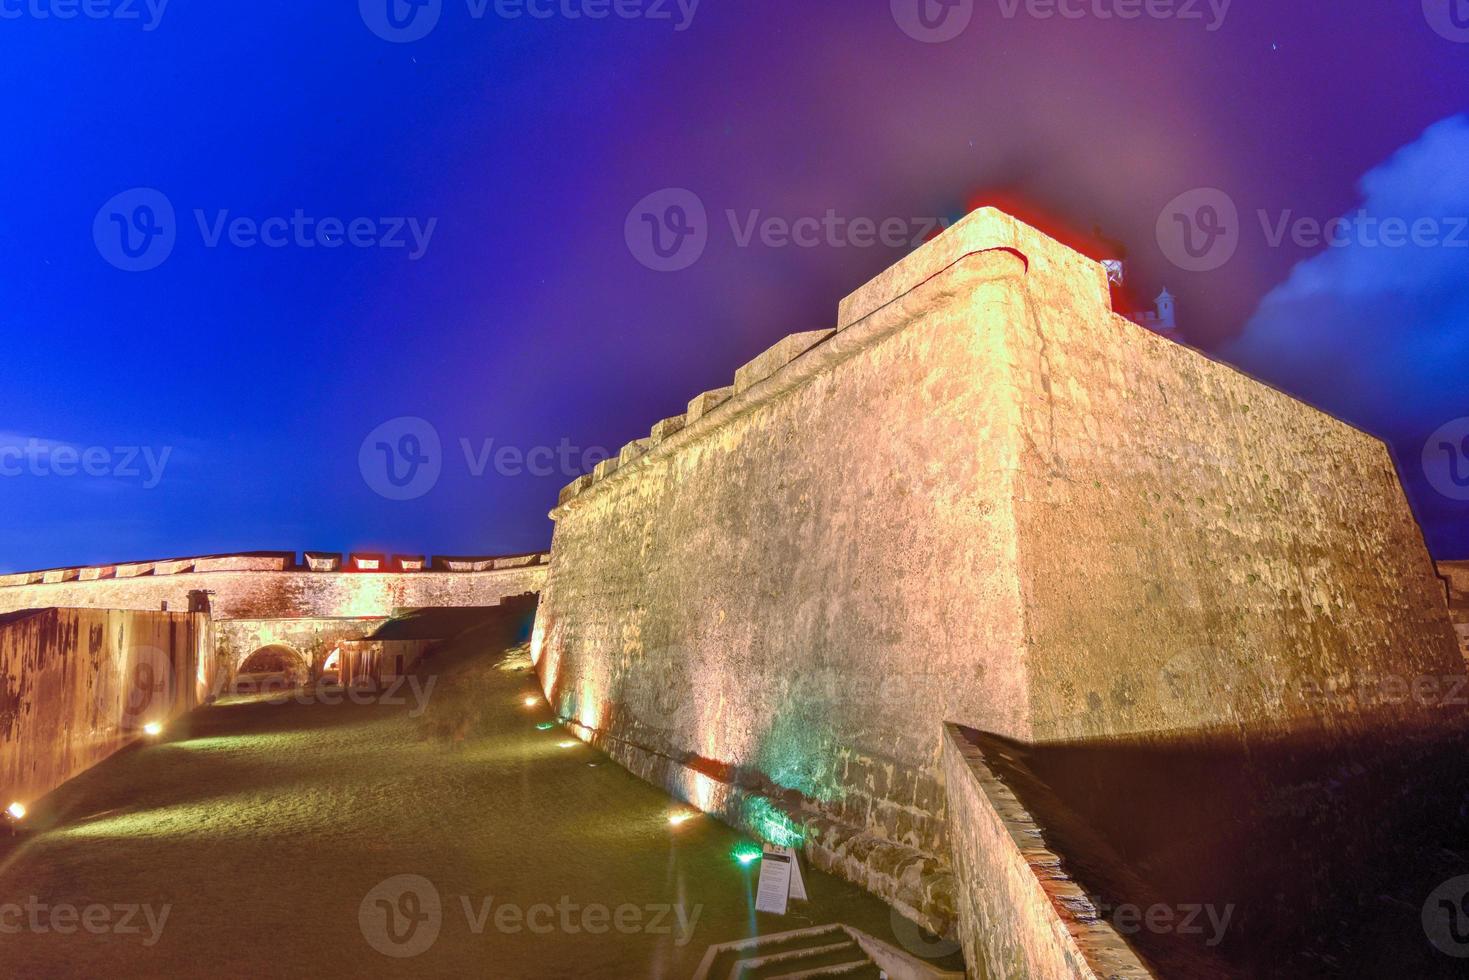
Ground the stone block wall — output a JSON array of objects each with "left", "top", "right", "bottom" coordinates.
[
  {"left": 0, "top": 551, "right": 549, "bottom": 621},
  {"left": 533, "top": 208, "right": 1464, "bottom": 931},
  {"left": 1439, "top": 560, "right": 1469, "bottom": 660},
  {"left": 0, "top": 607, "right": 216, "bottom": 812}
]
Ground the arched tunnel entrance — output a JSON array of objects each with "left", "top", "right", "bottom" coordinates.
[{"left": 237, "top": 645, "right": 310, "bottom": 688}]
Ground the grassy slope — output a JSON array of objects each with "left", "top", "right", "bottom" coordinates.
[{"left": 0, "top": 612, "right": 930, "bottom": 979}]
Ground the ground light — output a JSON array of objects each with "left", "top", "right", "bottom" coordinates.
[
  {"left": 143, "top": 722, "right": 163, "bottom": 737},
  {"left": 6, "top": 802, "right": 25, "bottom": 821},
  {"left": 732, "top": 843, "right": 762, "bottom": 866},
  {"left": 523, "top": 696, "right": 538, "bottom": 707},
  {"left": 668, "top": 812, "right": 696, "bottom": 827},
  {"left": 557, "top": 741, "right": 578, "bottom": 749}
]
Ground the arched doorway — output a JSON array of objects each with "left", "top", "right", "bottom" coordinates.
[{"left": 237, "top": 645, "right": 310, "bottom": 690}]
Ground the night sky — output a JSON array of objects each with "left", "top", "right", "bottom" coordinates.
[{"left": 1, "top": 1, "right": 1466, "bottom": 572}]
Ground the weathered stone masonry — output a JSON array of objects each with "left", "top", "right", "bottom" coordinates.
[
  {"left": 0, "top": 607, "right": 216, "bottom": 814},
  {"left": 0, "top": 551, "right": 549, "bottom": 678},
  {"left": 532, "top": 208, "right": 1466, "bottom": 936}
]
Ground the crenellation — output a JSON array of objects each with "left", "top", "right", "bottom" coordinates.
[
  {"left": 619, "top": 437, "right": 653, "bottom": 467},
  {"left": 732, "top": 329, "right": 836, "bottom": 395},
  {"left": 686, "top": 386, "right": 733, "bottom": 423},
  {"left": 650, "top": 414, "right": 686, "bottom": 442}
]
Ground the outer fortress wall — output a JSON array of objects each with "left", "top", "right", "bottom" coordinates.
[
  {"left": 0, "top": 552, "right": 549, "bottom": 621},
  {"left": 0, "top": 607, "right": 216, "bottom": 815},
  {"left": 532, "top": 208, "right": 1466, "bottom": 932},
  {"left": 1441, "top": 561, "right": 1469, "bottom": 658}
]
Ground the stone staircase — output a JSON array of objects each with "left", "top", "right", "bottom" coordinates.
[{"left": 691, "top": 924, "right": 963, "bottom": 980}]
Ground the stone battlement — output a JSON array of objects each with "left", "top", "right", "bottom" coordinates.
[{"left": 0, "top": 550, "right": 548, "bottom": 589}]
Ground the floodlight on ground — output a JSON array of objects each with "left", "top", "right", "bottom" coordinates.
[
  {"left": 143, "top": 722, "right": 163, "bottom": 737},
  {"left": 6, "top": 802, "right": 25, "bottom": 821}
]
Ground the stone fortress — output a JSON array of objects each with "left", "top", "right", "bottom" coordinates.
[
  {"left": 3, "top": 208, "right": 1467, "bottom": 978},
  {"left": 0, "top": 550, "right": 547, "bottom": 680}
]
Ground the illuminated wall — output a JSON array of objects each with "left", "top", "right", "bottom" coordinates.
[
  {"left": 533, "top": 208, "right": 1466, "bottom": 932},
  {"left": 1441, "top": 560, "right": 1469, "bottom": 659},
  {"left": 0, "top": 607, "right": 216, "bottom": 814},
  {"left": 0, "top": 552, "right": 549, "bottom": 621}
]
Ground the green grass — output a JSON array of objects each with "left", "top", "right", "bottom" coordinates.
[{"left": 0, "top": 620, "right": 927, "bottom": 978}]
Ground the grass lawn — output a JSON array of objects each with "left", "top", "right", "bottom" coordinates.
[{"left": 0, "top": 613, "right": 944, "bottom": 978}]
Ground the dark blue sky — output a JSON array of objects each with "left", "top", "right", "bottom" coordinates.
[{"left": 1, "top": 1, "right": 1466, "bottom": 571}]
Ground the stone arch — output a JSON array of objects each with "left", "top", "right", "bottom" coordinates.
[{"left": 238, "top": 644, "right": 310, "bottom": 684}]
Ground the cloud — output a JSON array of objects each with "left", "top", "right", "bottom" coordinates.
[{"left": 1223, "top": 115, "right": 1469, "bottom": 556}]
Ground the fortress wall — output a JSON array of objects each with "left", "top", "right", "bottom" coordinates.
[
  {"left": 1440, "top": 561, "right": 1469, "bottom": 658},
  {"left": 0, "top": 559, "right": 548, "bottom": 621},
  {"left": 533, "top": 208, "right": 1465, "bottom": 933},
  {"left": 0, "top": 607, "right": 216, "bottom": 812},
  {"left": 535, "top": 246, "right": 1032, "bottom": 931},
  {"left": 217, "top": 618, "right": 387, "bottom": 677},
  {"left": 1004, "top": 287, "right": 1464, "bottom": 744}
]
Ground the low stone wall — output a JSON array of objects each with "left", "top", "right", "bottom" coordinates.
[
  {"left": 941, "top": 724, "right": 1152, "bottom": 980},
  {"left": 0, "top": 607, "right": 216, "bottom": 812}
]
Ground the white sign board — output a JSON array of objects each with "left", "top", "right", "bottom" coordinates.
[{"left": 754, "top": 846, "right": 808, "bottom": 915}]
